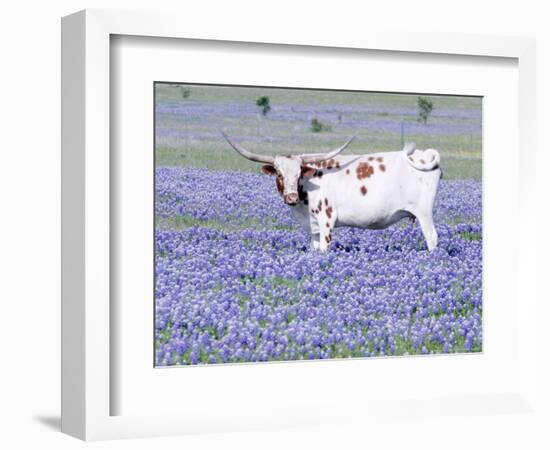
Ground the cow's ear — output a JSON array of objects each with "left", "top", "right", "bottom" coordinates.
[
  {"left": 301, "top": 166, "right": 317, "bottom": 178},
  {"left": 261, "top": 165, "right": 277, "bottom": 175}
]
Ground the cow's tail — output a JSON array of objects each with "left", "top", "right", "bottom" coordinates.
[{"left": 402, "top": 142, "right": 441, "bottom": 172}]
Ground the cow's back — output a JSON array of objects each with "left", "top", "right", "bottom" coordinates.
[{"left": 304, "top": 151, "right": 440, "bottom": 229}]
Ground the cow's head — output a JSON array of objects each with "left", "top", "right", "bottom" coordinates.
[{"left": 221, "top": 131, "right": 354, "bottom": 205}]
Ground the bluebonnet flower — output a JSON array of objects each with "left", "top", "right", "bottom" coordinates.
[{"left": 155, "top": 167, "right": 482, "bottom": 365}]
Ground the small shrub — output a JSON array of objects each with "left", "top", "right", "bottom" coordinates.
[
  {"left": 256, "top": 96, "right": 271, "bottom": 116},
  {"left": 180, "top": 87, "right": 191, "bottom": 99},
  {"left": 417, "top": 97, "right": 434, "bottom": 124},
  {"left": 310, "top": 118, "right": 332, "bottom": 132}
]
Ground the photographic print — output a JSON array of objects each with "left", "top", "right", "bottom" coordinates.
[{"left": 154, "top": 83, "right": 482, "bottom": 366}]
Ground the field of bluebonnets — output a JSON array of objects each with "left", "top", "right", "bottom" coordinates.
[{"left": 154, "top": 84, "right": 483, "bottom": 366}]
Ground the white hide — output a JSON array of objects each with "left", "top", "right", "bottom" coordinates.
[{"left": 289, "top": 145, "right": 441, "bottom": 252}]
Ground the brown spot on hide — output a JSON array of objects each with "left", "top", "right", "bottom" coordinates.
[
  {"left": 420, "top": 159, "right": 426, "bottom": 164},
  {"left": 326, "top": 223, "right": 330, "bottom": 228},
  {"left": 301, "top": 166, "right": 317, "bottom": 178},
  {"left": 379, "top": 164, "right": 386, "bottom": 172},
  {"left": 346, "top": 169, "right": 350, "bottom": 175},
  {"left": 275, "top": 175, "right": 284, "bottom": 196},
  {"left": 324, "top": 198, "right": 328, "bottom": 206},
  {"left": 317, "top": 200, "right": 323, "bottom": 211},
  {"left": 325, "top": 236, "right": 330, "bottom": 243},
  {"left": 326, "top": 206, "right": 333, "bottom": 219},
  {"left": 314, "top": 159, "right": 341, "bottom": 170},
  {"left": 360, "top": 185, "right": 367, "bottom": 195},
  {"left": 356, "top": 162, "right": 374, "bottom": 180},
  {"left": 376, "top": 156, "right": 383, "bottom": 162},
  {"left": 262, "top": 165, "right": 277, "bottom": 175},
  {"left": 368, "top": 156, "right": 375, "bottom": 161},
  {"left": 311, "top": 209, "right": 315, "bottom": 214}
]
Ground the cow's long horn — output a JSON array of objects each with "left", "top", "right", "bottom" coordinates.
[
  {"left": 300, "top": 136, "right": 355, "bottom": 164},
  {"left": 220, "top": 131, "right": 274, "bottom": 164}
]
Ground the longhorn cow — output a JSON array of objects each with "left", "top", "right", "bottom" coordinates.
[{"left": 221, "top": 132, "right": 441, "bottom": 252}]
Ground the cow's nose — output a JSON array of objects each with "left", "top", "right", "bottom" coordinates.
[{"left": 284, "top": 193, "right": 299, "bottom": 205}]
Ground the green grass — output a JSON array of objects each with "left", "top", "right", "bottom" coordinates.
[
  {"left": 156, "top": 140, "right": 481, "bottom": 180},
  {"left": 156, "top": 83, "right": 481, "bottom": 110},
  {"left": 155, "top": 83, "right": 482, "bottom": 180},
  {"left": 459, "top": 231, "right": 483, "bottom": 241}
]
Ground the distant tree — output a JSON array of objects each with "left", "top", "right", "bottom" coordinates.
[
  {"left": 310, "top": 118, "right": 332, "bottom": 133},
  {"left": 180, "top": 87, "right": 191, "bottom": 99},
  {"left": 256, "top": 96, "right": 271, "bottom": 116},
  {"left": 417, "top": 97, "right": 434, "bottom": 124}
]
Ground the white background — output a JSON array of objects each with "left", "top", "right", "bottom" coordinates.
[{"left": 1, "top": 1, "right": 548, "bottom": 449}]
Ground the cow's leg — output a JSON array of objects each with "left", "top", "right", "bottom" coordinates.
[
  {"left": 308, "top": 208, "right": 333, "bottom": 251},
  {"left": 310, "top": 234, "right": 321, "bottom": 250},
  {"left": 416, "top": 212, "right": 438, "bottom": 251},
  {"left": 308, "top": 195, "right": 335, "bottom": 252},
  {"left": 318, "top": 219, "right": 335, "bottom": 252},
  {"left": 308, "top": 209, "right": 321, "bottom": 250},
  {"left": 318, "top": 207, "right": 336, "bottom": 252}
]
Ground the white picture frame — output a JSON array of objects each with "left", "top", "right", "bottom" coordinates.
[{"left": 61, "top": 9, "right": 540, "bottom": 441}]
